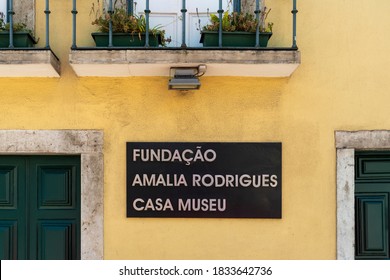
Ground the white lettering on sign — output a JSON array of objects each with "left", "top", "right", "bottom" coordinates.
[
  {"left": 192, "top": 174, "right": 278, "bottom": 188},
  {"left": 132, "top": 198, "right": 227, "bottom": 212},
  {"left": 133, "top": 198, "right": 174, "bottom": 211},
  {"left": 132, "top": 146, "right": 217, "bottom": 165},
  {"left": 178, "top": 199, "right": 226, "bottom": 212},
  {"left": 132, "top": 174, "right": 188, "bottom": 187},
  {"left": 130, "top": 174, "right": 279, "bottom": 188}
]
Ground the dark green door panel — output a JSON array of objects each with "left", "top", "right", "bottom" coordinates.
[
  {"left": 29, "top": 157, "right": 80, "bottom": 260},
  {"left": 355, "top": 194, "right": 389, "bottom": 259},
  {"left": 0, "top": 221, "right": 18, "bottom": 259},
  {"left": 37, "top": 220, "right": 78, "bottom": 260},
  {"left": 0, "top": 156, "right": 80, "bottom": 260},
  {"left": 356, "top": 153, "right": 390, "bottom": 180},
  {"left": 355, "top": 152, "right": 390, "bottom": 260},
  {"left": 0, "top": 158, "right": 27, "bottom": 259}
]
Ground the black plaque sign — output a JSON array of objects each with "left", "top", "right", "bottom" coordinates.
[{"left": 126, "top": 142, "right": 281, "bottom": 218}]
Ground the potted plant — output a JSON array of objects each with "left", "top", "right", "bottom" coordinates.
[
  {"left": 90, "top": 0, "right": 165, "bottom": 47},
  {"left": 0, "top": 12, "right": 37, "bottom": 48},
  {"left": 200, "top": 7, "right": 273, "bottom": 47}
]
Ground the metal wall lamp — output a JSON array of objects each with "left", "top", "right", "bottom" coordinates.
[{"left": 168, "top": 65, "right": 207, "bottom": 90}]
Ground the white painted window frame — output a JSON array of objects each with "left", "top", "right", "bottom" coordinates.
[
  {"left": 336, "top": 130, "right": 390, "bottom": 260},
  {"left": 0, "top": 130, "right": 104, "bottom": 260}
]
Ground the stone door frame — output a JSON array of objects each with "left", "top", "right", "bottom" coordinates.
[
  {"left": 0, "top": 130, "right": 104, "bottom": 260},
  {"left": 336, "top": 130, "right": 390, "bottom": 259}
]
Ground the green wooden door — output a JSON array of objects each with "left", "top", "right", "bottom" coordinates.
[
  {"left": 355, "top": 152, "right": 390, "bottom": 259},
  {"left": 0, "top": 156, "right": 80, "bottom": 260}
]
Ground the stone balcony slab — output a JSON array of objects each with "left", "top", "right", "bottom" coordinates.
[
  {"left": 0, "top": 49, "right": 60, "bottom": 77},
  {"left": 69, "top": 49, "right": 300, "bottom": 77}
]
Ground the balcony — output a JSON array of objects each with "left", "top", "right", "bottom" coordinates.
[
  {"left": 0, "top": 0, "right": 60, "bottom": 77},
  {"left": 0, "top": 0, "right": 300, "bottom": 78}
]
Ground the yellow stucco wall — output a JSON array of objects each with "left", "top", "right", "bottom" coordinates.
[{"left": 2, "top": 0, "right": 390, "bottom": 259}]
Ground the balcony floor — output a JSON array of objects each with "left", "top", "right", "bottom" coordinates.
[{"left": 69, "top": 48, "right": 300, "bottom": 77}]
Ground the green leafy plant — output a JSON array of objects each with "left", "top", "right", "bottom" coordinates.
[
  {"left": 90, "top": 0, "right": 166, "bottom": 45},
  {"left": 203, "top": 8, "right": 273, "bottom": 33}
]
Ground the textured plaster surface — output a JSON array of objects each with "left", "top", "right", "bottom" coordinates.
[
  {"left": 14, "top": 0, "right": 34, "bottom": 31},
  {"left": 241, "top": 0, "right": 264, "bottom": 14}
]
